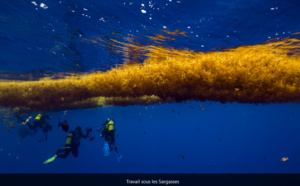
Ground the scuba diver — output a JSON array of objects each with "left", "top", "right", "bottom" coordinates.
[
  {"left": 27, "top": 114, "right": 52, "bottom": 142},
  {"left": 42, "top": 126, "right": 93, "bottom": 164},
  {"left": 97, "top": 118, "right": 123, "bottom": 162},
  {"left": 27, "top": 113, "right": 52, "bottom": 130}
]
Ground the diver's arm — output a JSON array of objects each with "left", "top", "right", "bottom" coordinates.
[
  {"left": 80, "top": 128, "right": 91, "bottom": 138},
  {"left": 101, "top": 128, "right": 105, "bottom": 137},
  {"left": 97, "top": 126, "right": 103, "bottom": 132},
  {"left": 44, "top": 115, "right": 52, "bottom": 119},
  {"left": 97, "top": 120, "right": 107, "bottom": 131},
  {"left": 80, "top": 131, "right": 88, "bottom": 138}
]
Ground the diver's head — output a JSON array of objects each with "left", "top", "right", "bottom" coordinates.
[{"left": 75, "top": 126, "right": 82, "bottom": 131}]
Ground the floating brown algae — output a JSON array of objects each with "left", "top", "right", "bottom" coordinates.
[{"left": 0, "top": 37, "right": 299, "bottom": 111}]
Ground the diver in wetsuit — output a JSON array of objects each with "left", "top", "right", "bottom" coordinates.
[
  {"left": 27, "top": 114, "right": 52, "bottom": 130},
  {"left": 42, "top": 126, "right": 92, "bottom": 164},
  {"left": 27, "top": 114, "right": 52, "bottom": 141},
  {"left": 97, "top": 118, "right": 123, "bottom": 161}
]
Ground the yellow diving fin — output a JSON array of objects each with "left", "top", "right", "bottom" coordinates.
[{"left": 42, "top": 155, "right": 57, "bottom": 164}]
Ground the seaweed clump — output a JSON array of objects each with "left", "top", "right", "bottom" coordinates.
[{"left": 0, "top": 37, "right": 299, "bottom": 111}]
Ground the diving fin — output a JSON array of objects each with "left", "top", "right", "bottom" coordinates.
[
  {"left": 103, "top": 142, "right": 110, "bottom": 157},
  {"left": 117, "top": 154, "right": 124, "bottom": 162},
  {"left": 42, "top": 155, "right": 57, "bottom": 164}
]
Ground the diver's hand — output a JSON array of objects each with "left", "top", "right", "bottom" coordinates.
[{"left": 86, "top": 128, "right": 92, "bottom": 133}]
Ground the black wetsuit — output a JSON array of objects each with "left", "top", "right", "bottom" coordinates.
[
  {"left": 27, "top": 114, "right": 51, "bottom": 130},
  {"left": 101, "top": 121, "right": 118, "bottom": 153},
  {"left": 102, "top": 127, "right": 115, "bottom": 144},
  {"left": 56, "top": 127, "right": 90, "bottom": 158},
  {"left": 27, "top": 114, "right": 52, "bottom": 141}
]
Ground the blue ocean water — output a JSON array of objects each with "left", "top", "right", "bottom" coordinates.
[{"left": 0, "top": 0, "right": 300, "bottom": 173}]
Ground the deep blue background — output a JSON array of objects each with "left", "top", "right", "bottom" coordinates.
[{"left": 0, "top": 0, "right": 300, "bottom": 173}]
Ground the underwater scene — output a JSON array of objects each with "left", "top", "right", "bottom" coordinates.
[{"left": 0, "top": 0, "right": 300, "bottom": 174}]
